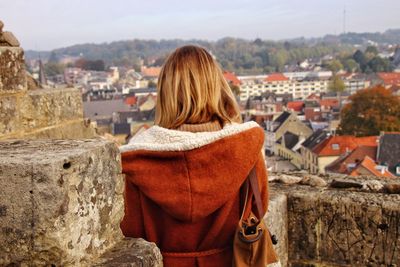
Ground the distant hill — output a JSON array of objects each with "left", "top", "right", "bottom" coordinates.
[
  {"left": 25, "top": 29, "right": 400, "bottom": 75},
  {"left": 304, "top": 29, "right": 400, "bottom": 45}
]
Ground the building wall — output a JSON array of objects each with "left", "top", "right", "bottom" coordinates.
[
  {"left": 318, "top": 155, "right": 339, "bottom": 174},
  {"left": 276, "top": 143, "right": 303, "bottom": 169},
  {"left": 239, "top": 77, "right": 329, "bottom": 101}
]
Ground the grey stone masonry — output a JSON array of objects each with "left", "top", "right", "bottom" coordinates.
[
  {"left": 268, "top": 172, "right": 400, "bottom": 267},
  {"left": 0, "top": 139, "right": 124, "bottom": 266},
  {"left": 93, "top": 238, "right": 163, "bottom": 267}
]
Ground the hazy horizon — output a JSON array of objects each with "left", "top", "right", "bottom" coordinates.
[{"left": 2, "top": 0, "right": 400, "bottom": 51}]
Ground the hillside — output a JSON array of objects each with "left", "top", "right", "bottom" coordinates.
[{"left": 25, "top": 29, "right": 400, "bottom": 75}]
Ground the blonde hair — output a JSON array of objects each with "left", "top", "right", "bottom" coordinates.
[{"left": 155, "top": 45, "right": 242, "bottom": 129}]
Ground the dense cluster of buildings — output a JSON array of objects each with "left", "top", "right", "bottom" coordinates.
[
  {"left": 265, "top": 109, "right": 400, "bottom": 178},
  {"left": 228, "top": 70, "right": 400, "bottom": 178},
  {"left": 224, "top": 70, "right": 400, "bottom": 102},
  {"left": 28, "top": 53, "right": 400, "bottom": 178}
]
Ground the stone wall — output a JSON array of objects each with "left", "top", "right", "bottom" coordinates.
[
  {"left": 0, "top": 45, "right": 96, "bottom": 140},
  {"left": 0, "top": 139, "right": 163, "bottom": 267},
  {"left": 267, "top": 173, "right": 400, "bottom": 267},
  {"left": 0, "top": 23, "right": 162, "bottom": 266}
]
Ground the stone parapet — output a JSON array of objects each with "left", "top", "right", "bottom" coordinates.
[
  {"left": 0, "top": 139, "right": 124, "bottom": 266},
  {"left": 0, "top": 88, "right": 96, "bottom": 139},
  {"left": 268, "top": 174, "right": 400, "bottom": 267}
]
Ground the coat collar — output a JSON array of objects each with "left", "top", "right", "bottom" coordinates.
[{"left": 120, "top": 121, "right": 260, "bottom": 152}]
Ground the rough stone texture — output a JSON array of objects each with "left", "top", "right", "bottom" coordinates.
[
  {"left": 19, "top": 88, "right": 84, "bottom": 129},
  {"left": 0, "top": 88, "right": 97, "bottom": 139},
  {"left": 0, "top": 139, "right": 124, "bottom": 266},
  {"left": 271, "top": 183, "right": 400, "bottom": 267},
  {"left": 0, "top": 47, "right": 26, "bottom": 92},
  {"left": 0, "top": 31, "right": 20, "bottom": 47},
  {"left": 266, "top": 193, "right": 288, "bottom": 267},
  {"left": 93, "top": 238, "right": 163, "bottom": 267}
]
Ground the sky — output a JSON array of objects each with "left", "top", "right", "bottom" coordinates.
[{"left": 1, "top": 0, "right": 400, "bottom": 50}]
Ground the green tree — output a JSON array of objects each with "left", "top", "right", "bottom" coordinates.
[
  {"left": 329, "top": 74, "right": 346, "bottom": 94},
  {"left": 329, "top": 74, "right": 346, "bottom": 109},
  {"left": 368, "top": 57, "right": 393, "bottom": 72},
  {"left": 342, "top": 58, "right": 360, "bottom": 72},
  {"left": 327, "top": 59, "right": 343, "bottom": 73},
  {"left": 353, "top": 50, "right": 367, "bottom": 71},
  {"left": 339, "top": 85, "right": 400, "bottom": 136},
  {"left": 44, "top": 62, "right": 65, "bottom": 76},
  {"left": 365, "top": 45, "right": 378, "bottom": 56}
]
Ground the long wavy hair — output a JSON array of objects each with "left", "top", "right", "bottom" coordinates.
[{"left": 154, "top": 45, "right": 242, "bottom": 129}]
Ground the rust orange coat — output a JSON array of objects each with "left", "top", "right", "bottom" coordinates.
[{"left": 120, "top": 121, "right": 277, "bottom": 267}]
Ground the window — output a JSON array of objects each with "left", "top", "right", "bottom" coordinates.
[{"left": 331, "top": 144, "right": 339, "bottom": 150}]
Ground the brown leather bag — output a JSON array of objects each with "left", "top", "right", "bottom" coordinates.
[{"left": 232, "top": 167, "right": 279, "bottom": 267}]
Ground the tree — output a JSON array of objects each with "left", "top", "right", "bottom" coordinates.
[
  {"left": 329, "top": 74, "right": 346, "bottom": 110},
  {"left": 352, "top": 50, "right": 367, "bottom": 71},
  {"left": 367, "top": 56, "right": 393, "bottom": 72},
  {"left": 326, "top": 59, "right": 343, "bottom": 73},
  {"left": 365, "top": 46, "right": 378, "bottom": 61},
  {"left": 338, "top": 85, "right": 400, "bottom": 136},
  {"left": 342, "top": 58, "right": 360, "bottom": 72},
  {"left": 328, "top": 74, "right": 346, "bottom": 99},
  {"left": 44, "top": 62, "right": 65, "bottom": 76}
]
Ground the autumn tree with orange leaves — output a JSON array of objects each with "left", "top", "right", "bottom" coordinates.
[{"left": 338, "top": 85, "right": 400, "bottom": 136}]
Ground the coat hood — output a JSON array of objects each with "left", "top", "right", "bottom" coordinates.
[{"left": 120, "top": 121, "right": 264, "bottom": 222}]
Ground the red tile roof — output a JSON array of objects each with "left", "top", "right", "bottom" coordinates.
[
  {"left": 355, "top": 136, "right": 378, "bottom": 147},
  {"left": 377, "top": 72, "right": 400, "bottom": 86},
  {"left": 313, "top": 136, "right": 358, "bottom": 156},
  {"left": 223, "top": 71, "right": 241, "bottom": 86},
  {"left": 287, "top": 101, "right": 304, "bottom": 112},
  {"left": 326, "top": 145, "right": 377, "bottom": 174},
  {"left": 124, "top": 96, "right": 137, "bottom": 106},
  {"left": 319, "top": 99, "right": 339, "bottom": 109},
  {"left": 350, "top": 156, "right": 396, "bottom": 178},
  {"left": 306, "top": 93, "right": 320, "bottom": 100},
  {"left": 265, "top": 73, "right": 289, "bottom": 82},
  {"left": 313, "top": 135, "right": 377, "bottom": 157}
]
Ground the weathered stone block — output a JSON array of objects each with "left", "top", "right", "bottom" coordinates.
[
  {"left": 266, "top": 193, "right": 288, "bottom": 267},
  {"left": 0, "top": 47, "right": 26, "bottom": 92},
  {"left": 0, "top": 87, "right": 96, "bottom": 139},
  {"left": 19, "top": 88, "right": 84, "bottom": 130},
  {"left": 279, "top": 184, "right": 400, "bottom": 267},
  {"left": 0, "top": 139, "right": 124, "bottom": 266},
  {"left": 93, "top": 238, "right": 163, "bottom": 267}
]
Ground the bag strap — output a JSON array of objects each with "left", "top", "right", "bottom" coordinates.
[
  {"left": 248, "top": 166, "right": 264, "bottom": 219},
  {"left": 239, "top": 166, "right": 264, "bottom": 221}
]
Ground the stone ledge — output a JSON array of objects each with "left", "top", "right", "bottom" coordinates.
[
  {"left": 1, "top": 118, "right": 96, "bottom": 139},
  {"left": 0, "top": 139, "right": 124, "bottom": 266},
  {"left": 93, "top": 238, "right": 163, "bottom": 267},
  {"left": 270, "top": 182, "right": 400, "bottom": 266}
]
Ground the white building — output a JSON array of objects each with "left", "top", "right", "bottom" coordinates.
[{"left": 238, "top": 72, "right": 332, "bottom": 101}]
